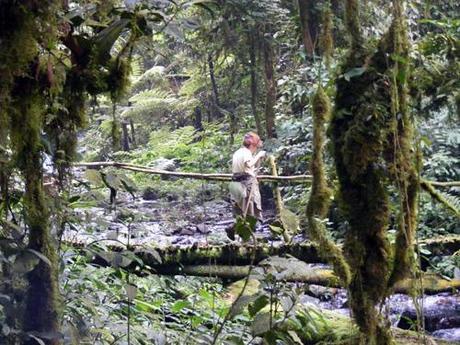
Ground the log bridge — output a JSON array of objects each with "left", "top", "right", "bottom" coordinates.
[{"left": 72, "top": 235, "right": 460, "bottom": 294}]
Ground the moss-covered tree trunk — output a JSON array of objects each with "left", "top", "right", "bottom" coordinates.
[
  {"left": 263, "top": 33, "right": 277, "bottom": 139},
  {"left": 306, "top": 87, "right": 351, "bottom": 285},
  {"left": 11, "top": 80, "right": 60, "bottom": 345},
  {"left": 329, "top": 1, "right": 419, "bottom": 344}
]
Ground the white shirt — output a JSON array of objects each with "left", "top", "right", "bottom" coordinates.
[{"left": 232, "top": 147, "right": 259, "bottom": 177}]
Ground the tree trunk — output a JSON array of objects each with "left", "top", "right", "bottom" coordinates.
[
  {"left": 11, "top": 81, "right": 60, "bottom": 345},
  {"left": 193, "top": 106, "right": 204, "bottom": 132},
  {"left": 129, "top": 118, "right": 136, "bottom": 147},
  {"left": 208, "top": 53, "right": 221, "bottom": 119},
  {"left": 121, "top": 121, "right": 130, "bottom": 151},
  {"left": 263, "top": 35, "right": 277, "bottom": 138},
  {"left": 111, "top": 106, "right": 121, "bottom": 152},
  {"left": 249, "top": 31, "right": 264, "bottom": 137},
  {"left": 297, "top": 0, "right": 316, "bottom": 57},
  {"left": 70, "top": 235, "right": 460, "bottom": 267},
  {"left": 23, "top": 164, "right": 60, "bottom": 345}
]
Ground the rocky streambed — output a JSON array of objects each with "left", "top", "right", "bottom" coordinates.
[{"left": 63, "top": 180, "right": 460, "bottom": 342}]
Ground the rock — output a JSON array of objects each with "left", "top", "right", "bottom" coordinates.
[
  {"left": 196, "top": 223, "right": 210, "bottom": 234},
  {"left": 306, "top": 285, "right": 339, "bottom": 301},
  {"left": 142, "top": 187, "right": 159, "bottom": 200},
  {"left": 396, "top": 294, "right": 460, "bottom": 332},
  {"left": 432, "top": 328, "right": 460, "bottom": 342},
  {"left": 150, "top": 158, "right": 177, "bottom": 171},
  {"left": 179, "top": 228, "right": 195, "bottom": 236},
  {"left": 299, "top": 294, "right": 321, "bottom": 306},
  {"left": 166, "top": 193, "right": 179, "bottom": 202}
]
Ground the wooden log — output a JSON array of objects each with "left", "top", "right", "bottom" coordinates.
[
  {"left": 154, "top": 264, "right": 339, "bottom": 286},
  {"left": 68, "top": 234, "right": 460, "bottom": 267},
  {"left": 73, "top": 162, "right": 460, "bottom": 186},
  {"left": 152, "top": 263, "right": 460, "bottom": 294},
  {"left": 73, "top": 161, "right": 312, "bottom": 183}
]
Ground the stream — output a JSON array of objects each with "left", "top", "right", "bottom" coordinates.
[{"left": 64, "top": 174, "right": 460, "bottom": 343}]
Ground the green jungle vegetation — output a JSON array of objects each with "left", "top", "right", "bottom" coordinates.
[{"left": 0, "top": 0, "right": 459, "bottom": 344}]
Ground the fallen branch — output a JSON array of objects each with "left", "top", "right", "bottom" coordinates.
[
  {"left": 153, "top": 264, "right": 460, "bottom": 294},
  {"left": 73, "top": 161, "right": 312, "bottom": 183},
  {"left": 420, "top": 180, "right": 460, "bottom": 217},
  {"left": 67, "top": 234, "right": 460, "bottom": 266},
  {"left": 424, "top": 180, "right": 460, "bottom": 187}
]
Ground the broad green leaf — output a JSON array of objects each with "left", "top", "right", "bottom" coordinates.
[
  {"left": 93, "top": 18, "right": 131, "bottom": 64},
  {"left": 135, "top": 299, "right": 159, "bottom": 312},
  {"left": 84, "top": 169, "right": 104, "bottom": 187},
  {"left": 234, "top": 216, "right": 256, "bottom": 242},
  {"left": 248, "top": 294, "right": 269, "bottom": 317},
  {"left": 171, "top": 300, "right": 190, "bottom": 313},
  {"left": 229, "top": 295, "right": 255, "bottom": 318},
  {"left": 103, "top": 172, "right": 122, "bottom": 190}
]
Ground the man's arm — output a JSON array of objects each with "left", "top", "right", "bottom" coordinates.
[{"left": 244, "top": 150, "right": 266, "bottom": 170}]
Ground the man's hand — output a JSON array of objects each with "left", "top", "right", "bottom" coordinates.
[{"left": 256, "top": 150, "right": 267, "bottom": 160}]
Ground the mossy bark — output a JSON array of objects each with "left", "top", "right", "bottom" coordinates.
[
  {"left": 319, "top": 4, "right": 334, "bottom": 68},
  {"left": 11, "top": 79, "right": 60, "bottom": 345},
  {"left": 306, "top": 87, "right": 351, "bottom": 286},
  {"left": 330, "top": 1, "right": 418, "bottom": 343},
  {"left": 387, "top": 0, "right": 419, "bottom": 287}
]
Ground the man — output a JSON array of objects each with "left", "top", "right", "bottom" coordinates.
[{"left": 229, "top": 132, "right": 266, "bottom": 222}]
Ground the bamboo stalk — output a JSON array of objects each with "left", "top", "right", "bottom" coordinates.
[{"left": 73, "top": 161, "right": 312, "bottom": 183}]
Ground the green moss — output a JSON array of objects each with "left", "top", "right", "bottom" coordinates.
[
  {"left": 387, "top": 0, "right": 419, "bottom": 289},
  {"left": 108, "top": 58, "right": 131, "bottom": 102},
  {"left": 329, "top": 1, "right": 419, "bottom": 343},
  {"left": 8, "top": 75, "right": 61, "bottom": 340},
  {"left": 319, "top": 4, "right": 334, "bottom": 67},
  {"left": 306, "top": 86, "right": 351, "bottom": 286}
]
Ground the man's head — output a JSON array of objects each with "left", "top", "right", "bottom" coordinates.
[{"left": 243, "top": 132, "right": 262, "bottom": 152}]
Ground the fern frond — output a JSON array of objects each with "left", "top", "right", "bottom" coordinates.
[{"left": 131, "top": 66, "right": 167, "bottom": 91}]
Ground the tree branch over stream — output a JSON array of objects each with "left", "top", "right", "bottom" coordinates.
[
  {"left": 73, "top": 161, "right": 313, "bottom": 182},
  {"left": 74, "top": 162, "right": 460, "bottom": 188}
]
